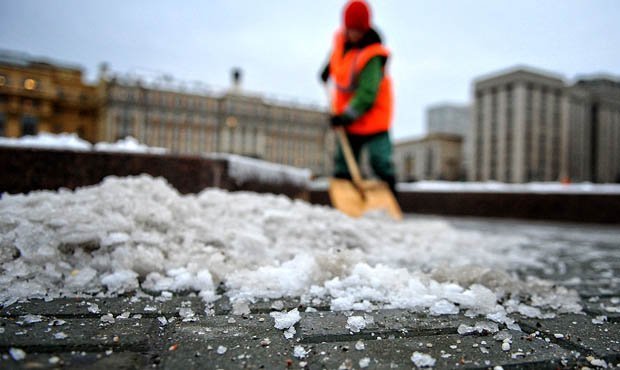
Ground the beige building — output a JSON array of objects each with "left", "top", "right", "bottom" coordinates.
[
  {"left": 426, "top": 103, "right": 471, "bottom": 178},
  {"left": 394, "top": 133, "right": 463, "bottom": 182},
  {"left": 0, "top": 50, "right": 98, "bottom": 141},
  {"left": 97, "top": 69, "right": 334, "bottom": 176},
  {"left": 571, "top": 78, "right": 620, "bottom": 183},
  {"left": 470, "top": 66, "right": 620, "bottom": 183},
  {"left": 471, "top": 67, "right": 566, "bottom": 183}
]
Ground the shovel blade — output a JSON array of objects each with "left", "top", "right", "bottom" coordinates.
[{"left": 328, "top": 178, "right": 403, "bottom": 220}]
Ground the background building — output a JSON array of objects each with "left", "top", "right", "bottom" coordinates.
[
  {"left": 470, "top": 66, "right": 620, "bottom": 183},
  {"left": 0, "top": 50, "right": 98, "bottom": 141},
  {"left": 570, "top": 77, "right": 620, "bottom": 183},
  {"left": 426, "top": 103, "right": 471, "bottom": 178},
  {"left": 1, "top": 50, "right": 334, "bottom": 177},
  {"left": 470, "top": 67, "right": 567, "bottom": 183},
  {"left": 427, "top": 104, "right": 470, "bottom": 137},
  {"left": 394, "top": 133, "right": 463, "bottom": 182},
  {"left": 97, "top": 68, "right": 334, "bottom": 176}
]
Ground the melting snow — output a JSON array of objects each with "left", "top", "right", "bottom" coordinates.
[{"left": 0, "top": 175, "right": 585, "bottom": 323}]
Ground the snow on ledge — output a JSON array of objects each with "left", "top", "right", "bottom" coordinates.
[
  {"left": 398, "top": 180, "right": 620, "bottom": 194},
  {"left": 0, "top": 132, "right": 91, "bottom": 151},
  {"left": 0, "top": 133, "right": 168, "bottom": 154},
  {"left": 205, "top": 153, "right": 312, "bottom": 187}
]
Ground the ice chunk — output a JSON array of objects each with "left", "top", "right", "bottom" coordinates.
[
  {"left": 457, "top": 321, "right": 499, "bottom": 335},
  {"left": 359, "top": 357, "right": 371, "bottom": 368},
  {"left": 179, "top": 307, "right": 196, "bottom": 322},
  {"left": 346, "top": 316, "right": 367, "bottom": 333},
  {"left": 16, "top": 314, "right": 43, "bottom": 325},
  {"left": 293, "top": 345, "right": 309, "bottom": 359},
  {"left": 410, "top": 352, "right": 436, "bottom": 367},
  {"left": 100, "top": 314, "right": 115, "bottom": 324},
  {"left": 53, "top": 332, "right": 68, "bottom": 339},
  {"left": 87, "top": 303, "right": 101, "bottom": 314},
  {"left": 9, "top": 348, "right": 26, "bottom": 361},
  {"left": 270, "top": 308, "right": 301, "bottom": 330},
  {"left": 430, "top": 299, "right": 459, "bottom": 316}
]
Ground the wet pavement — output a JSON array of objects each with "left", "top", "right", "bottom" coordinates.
[{"left": 1, "top": 216, "right": 619, "bottom": 369}]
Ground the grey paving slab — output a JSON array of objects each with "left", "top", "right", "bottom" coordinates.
[
  {"left": 0, "top": 317, "right": 158, "bottom": 352},
  {"left": 0, "top": 350, "right": 151, "bottom": 370},
  {"left": 0, "top": 296, "right": 206, "bottom": 319},
  {"left": 298, "top": 310, "right": 479, "bottom": 344},
  {"left": 157, "top": 313, "right": 295, "bottom": 369},
  {"left": 518, "top": 313, "right": 620, "bottom": 363},
  {"left": 303, "top": 331, "right": 572, "bottom": 370},
  {"left": 583, "top": 297, "right": 620, "bottom": 321}
]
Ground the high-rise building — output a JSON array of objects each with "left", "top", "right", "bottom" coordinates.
[
  {"left": 0, "top": 50, "right": 98, "bottom": 141},
  {"left": 471, "top": 67, "right": 567, "bottom": 183},
  {"left": 470, "top": 66, "right": 620, "bottom": 183}
]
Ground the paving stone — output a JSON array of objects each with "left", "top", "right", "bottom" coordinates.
[
  {"left": 298, "top": 310, "right": 479, "bottom": 344},
  {"left": 0, "top": 350, "right": 151, "bottom": 370},
  {"left": 518, "top": 313, "right": 620, "bottom": 363},
  {"left": 583, "top": 296, "right": 620, "bottom": 322},
  {"left": 157, "top": 313, "right": 296, "bottom": 369},
  {"left": 1, "top": 296, "right": 205, "bottom": 319},
  {"left": 0, "top": 317, "right": 158, "bottom": 352},
  {"left": 302, "top": 331, "right": 572, "bottom": 370}
]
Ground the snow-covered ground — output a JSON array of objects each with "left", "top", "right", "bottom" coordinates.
[{"left": 1, "top": 175, "right": 599, "bottom": 328}]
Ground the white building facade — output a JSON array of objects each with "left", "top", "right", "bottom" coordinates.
[{"left": 470, "top": 67, "right": 620, "bottom": 183}]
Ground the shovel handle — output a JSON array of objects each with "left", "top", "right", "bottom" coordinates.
[
  {"left": 324, "top": 85, "right": 364, "bottom": 186},
  {"left": 335, "top": 127, "right": 364, "bottom": 185}
]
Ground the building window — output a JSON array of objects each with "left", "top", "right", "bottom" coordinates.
[
  {"left": 21, "top": 115, "right": 38, "bottom": 136},
  {"left": 0, "top": 75, "right": 7, "bottom": 86},
  {"left": 23, "top": 78, "right": 38, "bottom": 90}
]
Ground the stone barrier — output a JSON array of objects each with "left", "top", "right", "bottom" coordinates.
[
  {"left": 311, "top": 189, "right": 620, "bottom": 223},
  {"left": 0, "top": 147, "right": 307, "bottom": 199}
]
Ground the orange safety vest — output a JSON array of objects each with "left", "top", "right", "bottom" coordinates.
[{"left": 329, "top": 29, "right": 394, "bottom": 135}]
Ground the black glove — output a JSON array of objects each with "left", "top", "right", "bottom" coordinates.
[
  {"left": 320, "top": 63, "right": 330, "bottom": 83},
  {"left": 330, "top": 114, "right": 354, "bottom": 127}
]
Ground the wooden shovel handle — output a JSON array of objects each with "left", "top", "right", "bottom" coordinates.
[{"left": 335, "top": 127, "right": 364, "bottom": 185}]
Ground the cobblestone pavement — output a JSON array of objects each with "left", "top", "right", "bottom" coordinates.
[{"left": 1, "top": 217, "right": 619, "bottom": 369}]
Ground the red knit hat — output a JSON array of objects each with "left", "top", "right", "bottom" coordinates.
[{"left": 343, "top": 0, "right": 371, "bottom": 31}]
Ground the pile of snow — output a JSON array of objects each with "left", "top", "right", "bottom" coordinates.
[
  {"left": 0, "top": 175, "right": 585, "bottom": 323},
  {"left": 94, "top": 136, "right": 167, "bottom": 154},
  {"left": 0, "top": 132, "right": 168, "bottom": 154},
  {"left": 205, "top": 153, "right": 311, "bottom": 187},
  {"left": 0, "top": 133, "right": 91, "bottom": 151}
]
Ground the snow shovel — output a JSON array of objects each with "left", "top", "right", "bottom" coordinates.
[{"left": 329, "top": 126, "right": 403, "bottom": 220}]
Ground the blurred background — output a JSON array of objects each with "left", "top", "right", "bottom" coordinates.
[{"left": 1, "top": 0, "right": 619, "bottom": 183}]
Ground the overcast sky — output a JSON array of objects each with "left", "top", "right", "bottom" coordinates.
[{"left": 1, "top": 0, "right": 619, "bottom": 139}]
